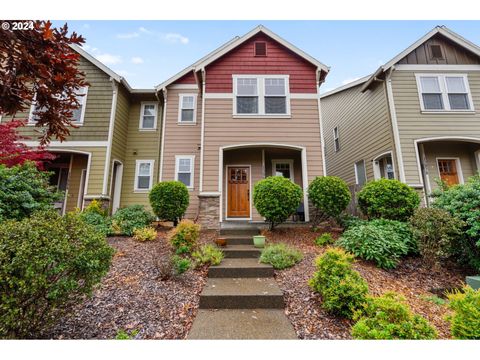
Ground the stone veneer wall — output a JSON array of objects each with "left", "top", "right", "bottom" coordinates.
[{"left": 197, "top": 195, "right": 220, "bottom": 230}]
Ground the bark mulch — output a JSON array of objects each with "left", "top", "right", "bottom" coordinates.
[
  {"left": 262, "top": 227, "right": 466, "bottom": 340},
  {"left": 44, "top": 228, "right": 218, "bottom": 339}
]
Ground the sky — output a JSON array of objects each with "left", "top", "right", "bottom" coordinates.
[{"left": 53, "top": 20, "right": 480, "bottom": 93}]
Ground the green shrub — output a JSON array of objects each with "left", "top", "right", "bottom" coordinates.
[
  {"left": 309, "top": 248, "right": 368, "bottom": 318},
  {"left": 314, "top": 233, "right": 334, "bottom": 246},
  {"left": 253, "top": 176, "right": 303, "bottom": 230},
  {"left": 79, "top": 211, "right": 112, "bottom": 237},
  {"left": 132, "top": 227, "right": 157, "bottom": 242},
  {"left": 0, "top": 210, "right": 114, "bottom": 338},
  {"left": 111, "top": 205, "right": 155, "bottom": 236},
  {"left": 168, "top": 219, "right": 201, "bottom": 255},
  {"left": 308, "top": 176, "right": 351, "bottom": 221},
  {"left": 192, "top": 244, "right": 224, "bottom": 267},
  {"left": 351, "top": 292, "right": 437, "bottom": 339},
  {"left": 171, "top": 255, "right": 191, "bottom": 275},
  {"left": 115, "top": 329, "right": 139, "bottom": 340},
  {"left": 0, "top": 162, "right": 62, "bottom": 221},
  {"left": 83, "top": 199, "right": 107, "bottom": 217},
  {"left": 433, "top": 175, "right": 480, "bottom": 271},
  {"left": 410, "top": 208, "right": 463, "bottom": 267},
  {"left": 259, "top": 243, "right": 303, "bottom": 269},
  {"left": 337, "top": 219, "right": 413, "bottom": 269},
  {"left": 446, "top": 286, "right": 480, "bottom": 339},
  {"left": 338, "top": 214, "right": 367, "bottom": 229},
  {"left": 357, "top": 179, "right": 420, "bottom": 221},
  {"left": 149, "top": 181, "right": 189, "bottom": 226}
]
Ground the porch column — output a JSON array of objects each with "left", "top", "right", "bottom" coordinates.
[{"left": 301, "top": 148, "right": 310, "bottom": 222}]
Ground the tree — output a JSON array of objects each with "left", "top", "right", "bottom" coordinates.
[{"left": 0, "top": 21, "right": 88, "bottom": 145}]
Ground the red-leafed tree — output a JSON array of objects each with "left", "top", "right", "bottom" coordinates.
[
  {"left": 0, "top": 120, "right": 55, "bottom": 169},
  {"left": 0, "top": 20, "right": 88, "bottom": 145}
]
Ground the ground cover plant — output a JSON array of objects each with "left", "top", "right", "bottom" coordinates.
[
  {"left": 314, "top": 233, "right": 334, "bottom": 247},
  {"left": 260, "top": 243, "right": 303, "bottom": 270},
  {"left": 192, "top": 244, "right": 224, "bottom": 267},
  {"left": 133, "top": 227, "right": 157, "bottom": 242}
]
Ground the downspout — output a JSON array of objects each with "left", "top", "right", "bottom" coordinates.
[
  {"left": 316, "top": 69, "right": 327, "bottom": 176},
  {"left": 102, "top": 78, "right": 119, "bottom": 196},
  {"left": 199, "top": 69, "right": 206, "bottom": 192},
  {"left": 159, "top": 87, "right": 168, "bottom": 181},
  {"left": 155, "top": 90, "right": 163, "bottom": 184}
]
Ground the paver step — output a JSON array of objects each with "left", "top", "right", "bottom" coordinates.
[
  {"left": 208, "top": 258, "right": 273, "bottom": 278},
  {"left": 222, "top": 245, "right": 261, "bottom": 258},
  {"left": 188, "top": 309, "right": 297, "bottom": 339},
  {"left": 221, "top": 236, "right": 254, "bottom": 245},
  {"left": 219, "top": 229, "right": 259, "bottom": 236},
  {"left": 199, "top": 278, "right": 284, "bottom": 309}
]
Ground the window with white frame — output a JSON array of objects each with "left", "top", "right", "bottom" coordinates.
[
  {"left": 355, "top": 160, "right": 367, "bottom": 186},
  {"left": 333, "top": 126, "right": 340, "bottom": 152},
  {"left": 140, "top": 102, "right": 157, "bottom": 129},
  {"left": 175, "top": 155, "right": 194, "bottom": 189},
  {"left": 178, "top": 94, "right": 196, "bottom": 123},
  {"left": 234, "top": 75, "right": 290, "bottom": 116},
  {"left": 416, "top": 74, "right": 473, "bottom": 111},
  {"left": 135, "top": 160, "right": 154, "bottom": 191},
  {"left": 272, "top": 159, "right": 294, "bottom": 181}
]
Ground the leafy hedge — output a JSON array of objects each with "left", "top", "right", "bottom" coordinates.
[
  {"left": 149, "top": 181, "right": 189, "bottom": 225},
  {"left": 308, "top": 176, "right": 351, "bottom": 220}
]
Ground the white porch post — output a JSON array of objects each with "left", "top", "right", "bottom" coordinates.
[
  {"left": 301, "top": 148, "right": 310, "bottom": 222},
  {"left": 218, "top": 147, "right": 223, "bottom": 223}
]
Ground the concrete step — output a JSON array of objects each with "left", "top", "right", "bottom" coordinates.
[
  {"left": 219, "top": 228, "right": 259, "bottom": 236},
  {"left": 222, "top": 245, "right": 261, "bottom": 258},
  {"left": 222, "top": 236, "right": 254, "bottom": 246},
  {"left": 188, "top": 309, "right": 297, "bottom": 339},
  {"left": 199, "top": 278, "right": 284, "bottom": 309},
  {"left": 208, "top": 258, "right": 274, "bottom": 278}
]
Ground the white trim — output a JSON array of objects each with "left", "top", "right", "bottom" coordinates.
[
  {"left": 261, "top": 149, "right": 265, "bottom": 178},
  {"left": 205, "top": 93, "right": 322, "bottom": 100},
  {"left": 110, "top": 159, "right": 124, "bottom": 214},
  {"left": 301, "top": 148, "right": 310, "bottom": 222},
  {"left": 218, "top": 147, "right": 224, "bottom": 222},
  {"left": 77, "top": 169, "right": 87, "bottom": 210},
  {"left": 102, "top": 80, "right": 118, "bottom": 196},
  {"left": 320, "top": 75, "right": 371, "bottom": 98},
  {"left": 396, "top": 64, "right": 480, "bottom": 71},
  {"left": 271, "top": 159, "right": 294, "bottom": 181},
  {"left": 225, "top": 164, "right": 252, "bottom": 221},
  {"left": 436, "top": 157, "right": 465, "bottom": 185},
  {"left": 290, "top": 93, "right": 320, "bottom": 99},
  {"left": 139, "top": 101, "right": 159, "bottom": 130},
  {"left": 134, "top": 159, "right": 155, "bottom": 192},
  {"left": 415, "top": 73, "right": 475, "bottom": 112},
  {"left": 159, "top": 92, "right": 167, "bottom": 181},
  {"left": 317, "top": 79, "right": 327, "bottom": 175},
  {"left": 354, "top": 160, "right": 367, "bottom": 185},
  {"left": 24, "top": 140, "right": 108, "bottom": 147},
  {"left": 169, "top": 84, "right": 198, "bottom": 90},
  {"left": 199, "top": 192, "right": 221, "bottom": 197},
  {"left": 175, "top": 155, "right": 195, "bottom": 190},
  {"left": 372, "top": 151, "right": 396, "bottom": 180},
  {"left": 199, "top": 70, "right": 206, "bottom": 192},
  {"left": 204, "top": 93, "right": 233, "bottom": 99},
  {"left": 178, "top": 93, "right": 198, "bottom": 124}
]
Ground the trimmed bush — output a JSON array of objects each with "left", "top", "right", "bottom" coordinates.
[
  {"left": 309, "top": 248, "right": 368, "bottom": 318},
  {"left": 260, "top": 243, "right": 303, "bottom": 269},
  {"left": 83, "top": 199, "right": 107, "bottom": 217},
  {"left": 433, "top": 175, "right": 480, "bottom": 271},
  {"left": 0, "top": 210, "right": 114, "bottom": 338},
  {"left": 337, "top": 219, "right": 413, "bottom": 269},
  {"left": 79, "top": 211, "right": 112, "bottom": 237},
  {"left": 351, "top": 292, "right": 437, "bottom": 339},
  {"left": 357, "top": 179, "right": 420, "bottom": 221},
  {"left": 314, "top": 233, "right": 334, "bottom": 247},
  {"left": 308, "top": 176, "right": 351, "bottom": 221},
  {"left": 253, "top": 176, "right": 303, "bottom": 230},
  {"left": 149, "top": 181, "right": 189, "bottom": 225},
  {"left": 111, "top": 205, "right": 155, "bottom": 236},
  {"left": 410, "top": 208, "right": 463, "bottom": 267},
  {"left": 446, "top": 286, "right": 480, "bottom": 339},
  {"left": 168, "top": 219, "right": 201, "bottom": 255},
  {"left": 0, "top": 162, "right": 62, "bottom": 221},
  {"left": 133, "top": 227, "right": 157, "bottom": 242},
  {"left": 171, "top": 255, "right": 191, "bottom": 275},
  {"left": 192, "top": 244, "right": 224, "bottom": 267}
]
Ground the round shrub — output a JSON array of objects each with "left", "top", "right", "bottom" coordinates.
[
  {"left": 168, "top": 219, "right": 201, "bottom": 255},
  {"left": 446, "top": 286, "right": 480, "bottom": 339},
  {"left": 111, "top": 205, "right": 155, "bottom": 236},
  {"left": 259, "top": 243, "right": 303, "bottom": 269},
  {"left": 149, "top": 181, "right": 189, "bottom": 225},
  {"left": 336, "top": 219, "right": 413, "bottom": 269},
  {"left": 253, "top": 176, "right": 303, "bottom": 230},
  {"left": 308, "top": 176, "right": 351, "bottom": 220},
  {"left": 352, "top": 292, "right": 437, "bottom": 339},
  {"left": 0, "top": 210, "right": 114, "bottom": 338},
  {"left": 309, "top": 248, "right": 369, "bottom": 318},
  {"left": 357, "top": 179, "right": 420, "bottom": 221}
]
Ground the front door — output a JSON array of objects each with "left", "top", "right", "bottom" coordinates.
[
  {"left": 227, "top": 166, "right": 250, "bottom": 218},
  {"left": 437, "top": 159, "right": 460, "bottom": 186}
]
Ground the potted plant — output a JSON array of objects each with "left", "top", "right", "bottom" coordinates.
[
  {"left": 253, "top": 235, "right": 266, "bottom": 248},
  {"left": 215, "top": 237, "right": 227, "bottom": 247}
]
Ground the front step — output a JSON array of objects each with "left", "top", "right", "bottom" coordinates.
[
  {"left": 223, "top": 245, "right": 261, "bottom": 258},
  {"left": 220, "top": 229, "right": 259, "bottom": 236},
  {"left": 208, "top": 258, "right": 274, "bottom": 278},
  {"left": 199, "top": 278, "right": 284, "bottom": 309},
  {"left": 222, "top": 236, "right": 254, "bottom": 246}
]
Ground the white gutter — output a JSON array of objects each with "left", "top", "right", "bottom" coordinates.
[
  {"left": 102, "top": 79, "right": 118, "bottom": 195},
  {"left": 159, "top": 88, "right": 168, "bottom": 181}
]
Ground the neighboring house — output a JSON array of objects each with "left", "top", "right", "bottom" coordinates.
[{"left": 321, "top": 26, "right": 480, "bottom": 205}]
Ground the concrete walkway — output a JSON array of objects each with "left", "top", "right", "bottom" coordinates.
[{"left": 188, "top": 229, "right": 297, "bottom": 340}]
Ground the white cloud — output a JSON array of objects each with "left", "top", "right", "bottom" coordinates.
[
  {"left": 163, "top": 33, "right": 189, "bottom": 44},
  {"left": 139, "top": 27, "right": 152, "bottom": 34},
  {"left": 131, "top": 57, "right": 144, "bottom": 64},
  {"left": 117, "top": 32, "right": 140, "bottom": 39},
  {"left": 341, "top": 77, "right": 361, "bottom": 85},
  {"left": 96, "top": 53, "right": 122, "bottom": 65}
]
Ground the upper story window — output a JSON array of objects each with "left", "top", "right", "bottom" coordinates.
[
  {"left": 175, "top": 155, "right": 195, "bottom": 189},
  {"left": 415, "top": 74, "right": 474, "bottom": 112},
  {"left": 333, "top": 126, "right": 340, "bottom": 152},
  {"left": 139, "top": 102, "right": 158, "bottom": 130},
  {"left": 134, "top": 160, "right": 154, "bottom": 191},
  {"left": 233, "top": 75, "right": 290, "bottom": 116},
  {"left": 254, "top": 41, "right": 267, "bottom": 57},
  {"left": 178, "top": 94, "right": 197, "bottom": 124}
]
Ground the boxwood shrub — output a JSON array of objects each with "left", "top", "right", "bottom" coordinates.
[
  {"left": 111, "top": 205, "right": 155, "bottom": 236},
  {"left": 149, "top": 181, "right": 189, "bottom": 226},
  {"left": 308, "top": 176, "right": 351, "bottom": 221},
  {"left": 168, "top": 219, "right": 200, "bottom": 255},
  {"left": 446, "top": 286, "right": 480, "bottom": 339}
]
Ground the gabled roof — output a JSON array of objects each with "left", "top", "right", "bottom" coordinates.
[
  {"left": 155, "top": 25, "right": 330, "bottom": 91},
  {"left": 320, "top": 75, "right": 371, "bottom": 98}
]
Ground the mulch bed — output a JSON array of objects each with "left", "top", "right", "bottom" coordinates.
[
  {"left": 44, "top": 228, "right": 218, "bottom": 339},
  {"left": 263, "top": 227, "right": 467, "bottom": 340}
]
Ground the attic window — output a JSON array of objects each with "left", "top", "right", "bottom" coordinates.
[
  {"left": 430, "top": 44, "right": 444, "bottom": 59},
  {"left": 254, "top": 41, "right": 267, "bottom": 57}
]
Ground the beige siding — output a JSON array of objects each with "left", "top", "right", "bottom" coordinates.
[
  {"left": 65, "top": 154, "right": 89, "bottom": 211},
  {"left": 321, "top": 82, "right": 396, "bottom": 185},
  {"left": 391, "top": 70, "right": 480, "bottom": 185}
]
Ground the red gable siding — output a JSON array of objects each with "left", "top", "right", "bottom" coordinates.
[
  {"left": 173, "top": 71, "right": 197, "bottom": 85},
  {"left": 205, "top": 33, "right": 318, "bottom": 93}
]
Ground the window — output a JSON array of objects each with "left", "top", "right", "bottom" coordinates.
[
  {"left": 333, "top": 127, "right": 340, "bottom": 152},
  {"left": 139, "top": 102, "right": 158, "bottom": 129},
  {"left": 429, "top": 44, "right": 444, "bottom": 60},
  {"left": 234, "top": 75, "right": 290, "bottom": 116},
  {"left": 134, "top": 160, "right": 154, "bottom": 191},
  {"left": 272, "top": 160, "right": 294, "bottom": 181},
  {"left": 175, "top": 155, "right": 195, "bottom": 189},
  {"left": 178, "top": 94, "right": 197, "bottom": 123},
  {"left": 355, "top": 160, "right": 367, "bottom": 186},
  {"left": 416, "top": 74, "right": 473, "bottom": 111},
  {"left": 254, "top": 41, "right": 267, "bottom": 57}
]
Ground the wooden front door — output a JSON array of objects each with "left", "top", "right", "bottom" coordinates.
[
  {"left": 437, "top": 159, "right": 460, "bottom": 186},
  {"left": 227, "top": 166, "right": 250, "bottom": 218}
]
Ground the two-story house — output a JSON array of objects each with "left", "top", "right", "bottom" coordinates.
[{"left": 321, "top": 26, "right": 480, "bottom": 205}]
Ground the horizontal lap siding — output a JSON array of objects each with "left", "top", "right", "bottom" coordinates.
[
  {"left": 65, "top": 154, "right": 88, "bottom": 211},
  {"left": 321, "top": 83, "right": 394, "bottom": 185},
  {"left": 391, "top": 70, "right": 480, "bottom": 184}
]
